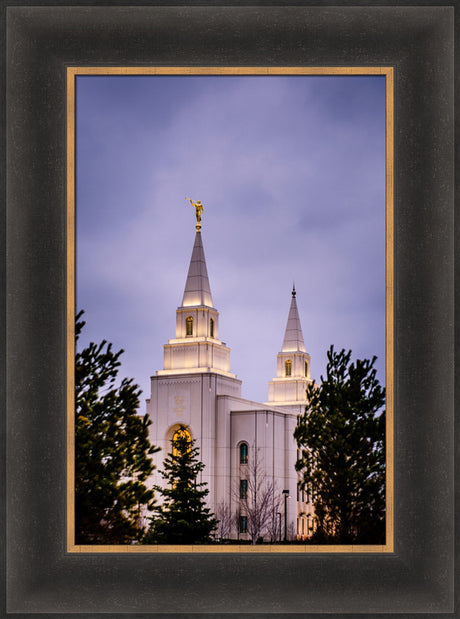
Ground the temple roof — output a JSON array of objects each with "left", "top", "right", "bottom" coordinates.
[
  {"left": 281, "top": 285, "right": 306, "bottom": 352},
  {"left": 181, "top": 231, "right": 214, "bottom": 308}
]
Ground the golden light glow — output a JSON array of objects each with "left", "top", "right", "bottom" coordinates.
[
  {"left": 172, "top": 427, "right": 192, "bottom": 457},
  {"left": 182, "top": 296, "right": 207, "bottom": 307},
  {"left": 186, "top": 316, "right": 193, "bottom": 336}
]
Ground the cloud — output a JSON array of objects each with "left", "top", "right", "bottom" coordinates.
[{"left": 76, "top": 75, "right": 386, "bottom": 402}]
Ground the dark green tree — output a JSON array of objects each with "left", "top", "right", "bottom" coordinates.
[
  {"left": 294, "top": 346, "right": 386, "bottom": 544},
  {"left": 145, "top": 426, "right": 218, "bottom": 544},
  {"left": 75, "top": 310, "right": 159, "bottom": 544}
]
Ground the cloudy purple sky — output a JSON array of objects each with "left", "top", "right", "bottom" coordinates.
[{"left": 76, "top": 74, "right": 386, "bottom": 406}]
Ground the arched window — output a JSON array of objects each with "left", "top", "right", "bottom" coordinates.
[
  {"left": 305, "top": 360, "right": 308, "bottom": 377},
  {"left": 240, "top": 479, "right": 248, "bottom": 499},
  {"left": 186, "top": 316, "right": 193, "bottom": 336},
  {"left": 172, "top": 426, "right": 192, "bottom": 457},
  {"left": 285, "top": 359, "right": 292, "bottom": 376},
  {"left": 210, "top": 317, "right": 214, "bottom": 338},
  {"left": 239, "top": 442, "right": 248, "bottom": 464}
]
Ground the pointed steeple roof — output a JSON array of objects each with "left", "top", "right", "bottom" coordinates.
[
  {"left": 181, "top": 231, "right": 214, "bottom": 308},
  {"left": 281, "top": 285, "right": 306, "bottom": 352}
]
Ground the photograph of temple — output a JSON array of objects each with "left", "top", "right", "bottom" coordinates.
[{"left": 74, "top": 72, "right": 387, "bottom": 547}]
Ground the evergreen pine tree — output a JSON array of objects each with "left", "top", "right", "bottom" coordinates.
[
  {"left": 146, "top": 426, "right": 218, "bottom": 544},
  {"left": 294, "top": 346, "right": 386, "bottom": 544},
  {"left": 75, "top": 310, "right": 159, "bottom": 544}
]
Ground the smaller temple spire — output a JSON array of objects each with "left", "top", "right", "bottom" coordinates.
[
  {"left": 281, "top": 287, "right": 306, "bottom": 353},
  {"left": 266, "top": 285, "right": 311, "bottom": 411}
]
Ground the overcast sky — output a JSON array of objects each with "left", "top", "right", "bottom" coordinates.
[{"left": 76, "top": 74, "right": 386, "bottom": 406}]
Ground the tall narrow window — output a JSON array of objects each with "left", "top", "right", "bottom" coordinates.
[
  {"left": 305, "top": 360, "right": 308, "bottom": 377},
  {"left": 285, "top": 359, "right": 292, "bottom": 376},
  {"left": 186, "top": 316, "right": 193, "bottom": 336},
  {"left": 239, "top": 515, "right": 248, "bottom": 533},
  {"left": 239, "top": 442, "right": 248, "bottom": 464},
  {"left": 240, "top": 479, "right": 248, "bottom": 499},
  {"left": 210, "top": 317, "right": 214, "bottom": 338}
]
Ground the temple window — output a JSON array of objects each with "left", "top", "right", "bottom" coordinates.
[
  {"left": 210, "top": 317, "right": 214, "bottom": 338},
  {"left": 186, "top": 316, "right": 193, "bottom": 336},
  {"left": 240, "top": 479, "right": 248, "bottom": 499},
  {"left": 305, "top": 360, "right": 308, "bottom": 376},
  {"left": 285, "top": 359, "right": 292, "bottom": 376},
  {"left": 239, "top": 515, "right": 248, "bottom": 533},
  {"left": 239, "top": 442, "right": 248, "bottom": 464},
  {"left": 172, "top": 427, "right": 192, "bottom": 457}
]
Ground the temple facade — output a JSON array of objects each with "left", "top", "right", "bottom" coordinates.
[{"left": 146, "top": 219, "right": 314, "bottom": 541}]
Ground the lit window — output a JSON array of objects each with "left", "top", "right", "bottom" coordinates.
[
  {"left": 305, "top": 361, "right": 308, "bottom": 376},
  {"left": 285, "top": 359, "right": 292, "bottom": 376},
  {"left": 172, "top": 427, "right": 192, "bottom": 457},
  {"left": 239, "top": 443, "right": 248, "bottom": 464},
  {"left": 186, "top": 316, "right": 193, "bottom": 336},
  {"left": 210, "top": 317, "right": 214, "bottom": 338},
  {"left": 239, "top": 515, "right": 248, "bottom": 533},
  {"left": 240, "top": 479, "right": 248, "bottom": 499}
]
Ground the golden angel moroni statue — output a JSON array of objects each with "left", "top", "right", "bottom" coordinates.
[{"left": 186, "top": 197, "right": 204, "bottom": 231}]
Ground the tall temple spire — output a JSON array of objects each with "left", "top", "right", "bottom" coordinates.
[
  {"left": 157, "top": 203, "right": 236, "bottom": 379},
  {"left": 181, "top": 230, "right": 214, "bottom": 308},
  {"left": 281, "top": 285, "right": 306, "bottom": 352}
]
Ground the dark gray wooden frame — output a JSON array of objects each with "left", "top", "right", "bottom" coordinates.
[{"left": 3, "top": 3, "right": 456, "bottom": 616}]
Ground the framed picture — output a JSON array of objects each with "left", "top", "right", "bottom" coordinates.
[
  {"left": 4, "top": 3, "right": 454, "bottom": 615},
  {"left": 69, "top": 66, "right": 392, "bottom": 554}
]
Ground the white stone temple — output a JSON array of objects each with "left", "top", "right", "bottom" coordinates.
[{"left": 146, "top": 215, "right": 315, "bottom": 541}]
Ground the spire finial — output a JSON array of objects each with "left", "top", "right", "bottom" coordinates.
[
  {"left": 281, "top": 283, "right": 306, "bottom": 353},
  {"left": 186, "top": 197, "right": 204, "bottom": 232}
]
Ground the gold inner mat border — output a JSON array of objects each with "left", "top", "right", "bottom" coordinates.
[{"left": 68, "top": 66, "right": 392, "bottom": 76}]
